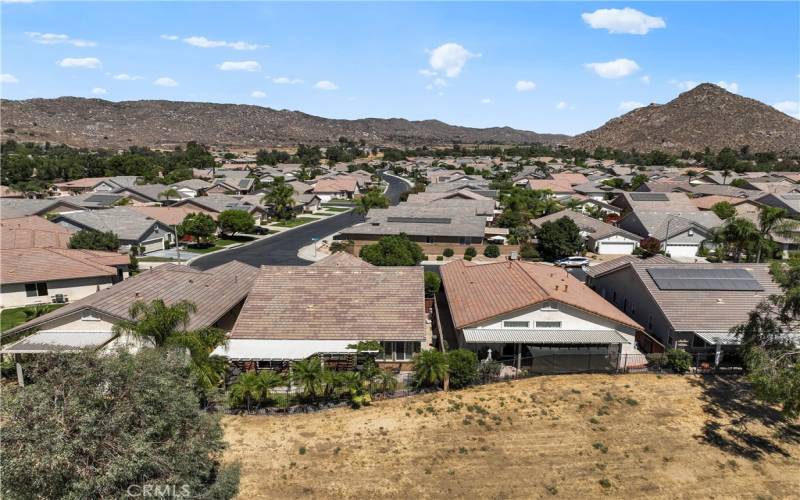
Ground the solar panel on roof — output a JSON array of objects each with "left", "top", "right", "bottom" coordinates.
[
  {"left": 630, "top": 192, "right": 669, "bottom": 201},
  {"left": 647, "top": 267, "right": 763, "bottom": 291},
  {"left": 386, "top": 217, "right": 452, "bottom": 224}
]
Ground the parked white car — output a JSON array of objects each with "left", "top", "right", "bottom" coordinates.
[{"left": 554, "top": 256, "right": 590, "bottom": 268}]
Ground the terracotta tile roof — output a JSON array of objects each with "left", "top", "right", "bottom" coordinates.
[
  {"left": 440, "top": 260, "right": 641, "bottom": 331},
  {"left": 0, "top": 247, "right": 122, "bottom": 284},
  {"left": 689, "top": 195, "right": 749, "bottom": 210},
  {"left": 4, "top": 261, "right": 259, "bottom": 336},
  {"left": 54, "top": 177, "right": 111, "bottom": 189},
  {"left": 549, "top": 173, "right": 589, "bottom": 186},
  {"left": 585, "top": 254, "right": 677, "bottom": 278},
  {"left": 528, "top": 179, "right": 575, "bottom": 193},
  {"left": 129, "top": 206, "right": 218, "bottom": 226},
  {"left": 310, "top": 252, "right": 373, "bottom": 267},
  {"left": 313, "top": 177, "right": 358, "bottom": 194},
  {"left": 229, "top": 265, "right": 425, "bottom": 341},
  {"left": 0, "top": 216, "right": 74, "bottom": 249}
]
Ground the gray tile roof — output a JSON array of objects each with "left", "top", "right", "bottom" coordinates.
[
  {"left": 3, "top": 261, "right": 259, "bottom": 338},
  {"left": 115, "top": 183, "right": 171, "bottom": 201},
  {"left": 0, "top": 199, "right": 83, "bottom": 219},
  {"left": 530, "top": 210, "right": 640, "bottom": 241},
  {"left": 340, "top": 204, "right": 487, "bottom": 239},
  {"left": 625, "top": 211, "right": 722, "bottom": 239},
  {"left": 586, "top": 254, "right": 677, "bottom": 278},
  {"left": 52, "top": 207, "right": 169, "bottom": 241}
]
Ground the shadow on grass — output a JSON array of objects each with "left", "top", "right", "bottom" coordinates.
[{"left": 689, "top": 375, "right": 800, "bottom": 460}]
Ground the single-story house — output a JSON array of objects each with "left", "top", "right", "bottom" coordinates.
[
  {"left": 586, "top": 260, "right": 786, "bottom": 362},
  {"left": 0, "top": 198, "right": 84, "bottom": 219},
  {"left": 440, "top": 260, "right": 648, "bottom": 373},
  {"left": 312, "top": 177, "right": 360, "bottom": 202},
  {"left": 206, "top": 177, "right": 255, "bottom": 195},
  {"left": 213, "top": 252, "right": 428, "bottom": 371},
  {"left": 0, "top": 216, "right": 74, "bottom": 249},
  {"left": 756, "top": 193, "right": 800, "bottom": 217},
  {"left": 51, "top": 207, "right": 174, "bottom": 253},
  {"left": 112, "top": 183, "right": 173, "bottom": 205},
  {"left": 2, "top": 261, "right": 258, "bottom": 355},
  {"left": 129, "top": 205, "right": 219, "bottom": 227},
  {"left": 617, "top": 210, "right": 722, "bottom": 258},
  {"left": 173, "top": 194, "right": 269, "bottom": 223},
  {"left": 531, "top": 210, "right": 641, "bottom": 255},
  {"left": 63, "top": 193, "right": 128, "bottom": 209},
  {"left": 1, "top": 247, "right": 130, "bottom": 308},
  {"left": 612, "top": 192, "right": 699, "bottom": 213},
  {"left": 171, "top": 179, "right": 214, "bottom": 199}
]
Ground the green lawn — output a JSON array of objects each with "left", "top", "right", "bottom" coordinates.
[
  {"left": 185, "top": 235, "right": 256, "bottom": 254},
  {"left": 1, "top": 304, "right": 64, "bottom": 333},
  {"left": 320, "top": 207, "right": 350, "bottom": 213},
  {"left": 272, "top": 217, "right": 318, "bottom": 228}
]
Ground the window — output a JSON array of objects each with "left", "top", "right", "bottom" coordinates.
[
  {"left": 378, "top": 341, "right": 393, "bottom": 361},
  {"left": 503, "top": 320, "right": 529, "bottom": 328},
  {"left": 535, "top": 321, "right": 562, "bottom": 328},
  {"left": 541, "top": 302, "right": 559, "bottom": 311},
  {"left": 688, "top": 229, "right": 694, "bottom": 237},
  {"left": 25, "top": 282, "right": 48, "bottom": 297},
  {"left": 396, "top": 342, "right": 411, "bottom": 361},
  {"left": 81, "top": 312, "right": 100, "bottom": 321}
]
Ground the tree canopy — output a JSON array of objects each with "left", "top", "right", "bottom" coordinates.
[
  {"left": 359, "top": 233, "right": 425, "bottom": 266},
  {"left": 68, "top": 229, "right": 120, "bottom": 251},
  {"left": 536, "top": 217, "right": 583, "bottom": 261},
  {"left": 261, "top": 177, "right": 295, "bottom": 221},
  {"left": 180, "top": 212, "right": 217, "bottom": 243},
  {"left": 217, "top": 209, "right": 255, "bottom": 236},
  {"left": 355, "top": 188, "right": 389, "bottom": 216},
  {"left": 1, "top": 349, "right": 240, "bottom": 499}
]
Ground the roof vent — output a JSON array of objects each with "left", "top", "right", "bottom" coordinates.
[{"left": 716, "top": 298, "right": 725, "bottom": 304}]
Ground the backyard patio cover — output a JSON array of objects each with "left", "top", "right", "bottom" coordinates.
[
  {"left": 1, "top": 331, "right": 115, "bottom": 354},
  {"left": 462, "top": 329, "right": 628, "bottom": 345},
  {"left": 213, "top": 339, "right": 360, "bottom": 361}
]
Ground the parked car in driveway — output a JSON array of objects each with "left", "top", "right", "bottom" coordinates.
[{"left": 555, "top": 256, "right": 590, "bottom": 268}]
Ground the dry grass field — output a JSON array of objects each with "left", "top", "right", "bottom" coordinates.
[{"left": 223, "top": 373, "right": 800, "bottom": 499}]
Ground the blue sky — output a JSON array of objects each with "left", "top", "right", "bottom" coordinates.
[{"left": 2, "top": 2, "right": 798, "bottom": 135}]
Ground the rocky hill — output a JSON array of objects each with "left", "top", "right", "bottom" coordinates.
[
  {"left": 570, "top": 83, "right": 800, "bottom": 153},
  {"left": 0, "top": 97, "right": 568, "bottom": 149}
]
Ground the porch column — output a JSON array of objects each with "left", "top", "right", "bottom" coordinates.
[
  {"left": 515, "top": 344, "right": 521, "bottom": 371},
  {"left": 714, "top": 343, "right": 722, "bottom": 368}
]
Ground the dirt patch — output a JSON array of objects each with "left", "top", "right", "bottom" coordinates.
[{"left": 223, "top": 373, "right": 800, "bottom": 499}]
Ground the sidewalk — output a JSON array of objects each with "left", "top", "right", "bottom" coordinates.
[{"left": 296, "top": 231, "right": 340, "bottom": 263}]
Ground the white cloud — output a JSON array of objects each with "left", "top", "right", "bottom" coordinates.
[
  {"left": 481, "top": 98, "right": 493, "bottom": 104},
  {"left": 91, "top": 87, "right": 107, "bottom": 95},
  {"left": 717, "top": 80, "right": 739, "bottom": 94},
  {"left": 432, "top": 78, "right": 447, "bottom": 88},
  {"left": 773, "top": 100, "right": 800, "bottom": 119},
  {"left": 218, "top": 61, "right": 261, "bottom": 72},
  {"left": 672, "top": 79, "right": 700, "bottom": 91},
  {"left": 640, "top": 75, "right": 651, "bottom": 84},
  {"left": 1, "top": 73, "right": 19, "bottom": 84},
  {"left": 272, "top": 76, "right": 303, "bottom": 85},
  {"left": 584, "top": 58, "right": 639, "bottom": 79},
  {"left": 251, "top": 90, "right": 267, "bottom": 98},
  {"left": 515, "top": 80, "right": 537, "bottom": 92},
  {"left": 555, "top": 101, "right": 577, "bottom": 111},
  {"left": 26, "top": 32, "right": 95, "bottom": 47},
  {"left": 160, "top": 34, "right": 179, "bottom": 40},
  {"left": 314, "top": 80, "right": 339, "bottom": 90},
  {"left": 581, "top": 8, "right": 666, "bottom": 35},
  {"left": 58, "top": 57, "right": 101, "bottom": 69},
  {"left": 428, "top": 43, "right": 480, "bottom": 78},
  {"left": 112, "top": 73, "right": 143, "bottom": 81},
  {"left": 418, "top": 69, "right": 437, "bottom": 77},
  {"left": 227, "top": 41, "right": 263, "bottom": 51},
  {"left": 619, "top": 100, "right": 646, "bottom": 112},
  {"left": 153, "top": 76, "right": 178, "bottom": 87},
  {"left": 181, "top": 36, "right": 265, "bottom": 50}
]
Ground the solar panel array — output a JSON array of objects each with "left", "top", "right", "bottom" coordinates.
[
  {"left": 647, "top": 267, "right": 764, "bottom": 291},
  {"left": 386, "top": 216, "right": 452, "bottom": 224},
  {"left": 630, "top": 192, "right": 669, "bottom": 202}
]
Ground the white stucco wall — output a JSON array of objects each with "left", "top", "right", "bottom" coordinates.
[
  {"left": 1, "top": 276, "right": 115, "bottom": 309},
  {"left": 471, "top": 300, "right": 635, "bottom": 335}
]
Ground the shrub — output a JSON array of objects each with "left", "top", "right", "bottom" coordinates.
[
  {"left": 68, "top": 229, "right": 120, "bottom": 251},
  {"left": 329, "top": 240, "right": 353, "bottom": 253},
  {"left": 519, "top": 244, "right": 540, "bottom": 260},
  {"left": 464, "top": 255, "right": 473, "bottom": 261},
  {"left": 477, "top": 359, "right": 502, "bottom": 381},
  {"left": 666, "top": 348, "right": 693, "bottom": 374},
  {"left": 464, "top": 247, "right": 477, "bottom": 258},
  {"left": 413, "top": 350, "right": 448, "bottom": 388},
  {"left": 217, "top": 209, "right": 255, "bottom": 236},
  {"left": 436, "top": 255, "right": 444, "bottom": 261},
  {"left": 483, "top": 244, "right": 500, "bottom": 258},
  {"left": 446, "top": 349, "right": 479, "bottom": 389},
  {"left": 443, "top": 248, "right": 454, "bottom": 257},
  {"left": 359, "top": 233, "right": 425, "bottom": 266}
]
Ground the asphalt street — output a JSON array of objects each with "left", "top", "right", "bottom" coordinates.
[{"left": 191, "top": 172, "right": 409, "bottom": 270}]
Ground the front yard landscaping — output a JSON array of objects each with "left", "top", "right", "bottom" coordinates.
[{"left": 272, "top": 217, "right": 318, "bottom": 228}]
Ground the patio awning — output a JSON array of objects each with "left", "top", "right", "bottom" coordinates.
[
  {"left": 1, "top": 331, "right": 116, "bottom": 354},
  {"left": 212, "top": 339, "right": 360, "bottom": 361},
  {"left": 694, "top": 330, "right": 800, "bottom": 346},
  {"left": 462, "top": 329, "right": 628, "bottom": 345}
]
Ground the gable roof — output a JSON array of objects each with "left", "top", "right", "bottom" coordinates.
[
  {"left": 129, "top": 205, "right": 218, "bottom": 226},
  {"left": 1, "top": 247, "right": 127, "bottom": 285},
  {"left": 0, "top": 198, "right": 84, "bottom": 219},
  {"left": 440, "top": 260, "right": 641, "bottom": 331},
  {"left": 530, "top": 210, "right": 640, "bottom": 241},
  {"left": 228, "top": 264, "right": 425, "bottom": 341},
  {"left": 614, "top": 192, "right": 698, "bottom": 212},
  {"left": 341, "top": 203, "right": 487, "bottom": 239},
  {"left": 310, "top": 251, "right": 374, "bottom": 268},
  {"left": 585, "top": 254, "right": 677, "bottom": 278},
  {"left": 549, "top": 172, "right": 589, "bottom": 186},
  {"left": 0, "top": 216, "right": 74, "bottom": 249},
  {"left": 3, "top": 261, "right": 259, "bottom": 337},
  {"left": 52, "top": 207, "right": 169, "bottom": 241},
  {"left": 313, "top": 177, "right": 358, "bottom": 193},
  {"left": 114, "top": 183, "right": 171, "bottom": 202}
]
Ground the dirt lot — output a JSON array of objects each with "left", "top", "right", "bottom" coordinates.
[{"left": 223, "top": 373, "right": 800, "bottom": 499}]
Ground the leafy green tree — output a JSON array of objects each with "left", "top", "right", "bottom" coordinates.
[
  {"left": 180, "top": 212, "right": 217, "bottom": 244},
  {"left": 754, "top": 206, "right": 799, "bottom": 263},
  {"left": 424, "top": 271, "right": 441, "bottom": 296},
  {"left": 1, "top": 349, "right": 240, "bottom": 499},
  {"left": 359, "top": 233, "right": 425, "bottom": 266},
  {"left": 355, "top": 187, "right": 389, "bottom": 216},
  {"left": 536, "top": 217, "right": 583, "bottom": 261},
  {"left": 413, "top": 349, "right": 449, "bottom": 389},
  {"left": 638, "top": 237, "right": 662, "bottom": 258},
  {"left": 711, "top": 201, "right": 736, "bottom": 220},
  {"left": 729, "top": 178, "right": 749, "bottom": 188},
  {"left": 68, "top": 229, "right": 120, "bottom": 251},
  {"left": 291, "top": 357, "right": 324, "bottom": 398},
  {"left": 714, "top": 217, "right": 759, "bottom": 262},
  {"left": 261, "top": 177, "right": 295, "bottom": 221},
  {"left": 446, "top": 349, "right": 479, "bottom": 389},
  {"left": 715, "top": 147, "right": 738, "bottom": 171},
  {"left": 629, "top": 173, "right": 649, "bottom": 191},
  {"left": 158, "top": 187, "right": 180, "bottom": 203},
  {"left": 217, "top": 209, "right": 255, "bottom": 236}
]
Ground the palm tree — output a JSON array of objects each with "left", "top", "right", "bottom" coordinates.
[
  {"left": 320, "top": 369, "right": 344, "bottom": 399},
  {"left": 261, "top": 177, "right": 295, "bottom": 221},
  {"left": 413, "top": 349, "right": 449, "bottom": 389},
  {"left": 229, "top": 372, "right": 261, "bottom": 411},
  {"left": 715, "top": 217, "right": 760, "bottom": 262},
  {"left": 339, "top": 371, "right": 371, "bottom": 407},
  {"left": 291, "top": 357, "right": 324, "bottom": 398},
  {"left": 374, "top": 370, "right": 398, "bottom": 395},
  {"left": 254, "top": 370, "right": 285, "bottom": 405},
  {"left": 755, "top": 206, "right": 799, "bottom": 263},
  {"left": 355, "top": 188, "right": 389, "bottom": 217},
  {"left": 158, "top": 188, "right": 180, "bottom": 204}
]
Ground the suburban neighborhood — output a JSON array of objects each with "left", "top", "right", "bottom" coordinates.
[{"left": 1, "top": 1, "right": 800, "bottom": 498}]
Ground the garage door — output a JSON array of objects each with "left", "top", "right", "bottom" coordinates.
[
  {"left": 140, "top": 237, "right": 165, "bottom": 254},
  {"left": 597, "top": 242, "right": 635, "bottom": 255},
  {"left": 665, "top": 243, "right": 699, "bottom": 258}
]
